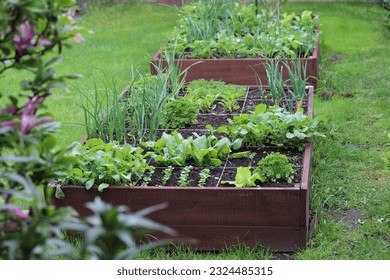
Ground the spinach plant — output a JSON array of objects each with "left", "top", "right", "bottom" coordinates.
[
  {"left": 189, "top": 133, "right": 242, "bottom": 166},
  {"left": 143, "top": 130, "right": 192, "bottom": 167},
  {"left": 144, "top": 131, "right": 242, "bottom": 167}
]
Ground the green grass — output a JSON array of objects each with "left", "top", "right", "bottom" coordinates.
[
  {"left": 282, "top": 2, "right": 390, "bottom": 260},
  {"left": 0, "top": 3, "right": 178, "bottom": 147},
  {"left": 1, "top": 2, "right": 389, "bottom": 260}
]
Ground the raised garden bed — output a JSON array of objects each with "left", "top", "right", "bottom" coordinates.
[
  {"left": 54, "top": 85, "right": 317, "bottom": 252},
  {"left": 151, "top": 40, "right": 319, "bottom": 88},
  {"left": 150, "top": 2, "right": 320, "bottom": 88}
]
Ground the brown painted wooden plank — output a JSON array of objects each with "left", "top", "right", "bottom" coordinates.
[
  {"left": 55, "top": 186, "right": 302, "bottom": 227},
  {"left": 151, "top": 41, "right": 319, "bottom": 88},
  {"left": 143, "top": 225, "right": 306, "bottom": 252}
]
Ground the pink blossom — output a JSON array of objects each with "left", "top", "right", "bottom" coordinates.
[
  {"left": 13, "top": 21, "right": 36, "bottom": 54},
  {"left": 12, "top": 21, "right": 52, "bottom": 54},
  {"left": 19, "top": 97, "right": 53, "bottom": 135},
  {"left": 38, "top": 38, "right": 52, "bottom": 47},
  {"left": 73, "top": 33, "right": 85, "bottom": 43},
  {"left": 7, "top": 206, "right": 28, "bottom": 219}
]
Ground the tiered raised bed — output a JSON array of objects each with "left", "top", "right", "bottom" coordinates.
[{"left": 54, "top": 86, "right": 315, "bottom": 252}]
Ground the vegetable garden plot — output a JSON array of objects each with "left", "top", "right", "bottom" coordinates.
[
  {"left": 54, "top": 86, "right": 319, "bottom": 252},
  {"left": 151, "top": 2, "right": 320, "bottom": 88}
]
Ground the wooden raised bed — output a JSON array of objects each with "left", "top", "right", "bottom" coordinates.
[
  {"left": 54, "top": 86, "right": 316, "bottom": 252},
  {"left": 151, "top": 40, "right": 319, "bottom": 89},
  {"left": 150, "top": 33, "right": 319, "bottom": 89}
]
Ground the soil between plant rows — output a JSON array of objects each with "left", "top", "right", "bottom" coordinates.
[
  {"left": 145, "top": 145, "right": 303, "bottom": 188},
  {"left": 129, "top": 87, "right": 309, "bottom": 188}
]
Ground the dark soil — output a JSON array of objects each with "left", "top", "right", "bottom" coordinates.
[
  {"left": 190, "top": 114, "right": 236, "bottom": 130},
  {"left": 144, "top": 145, "right": 304, "bottom": 188},
  {"left": 332, "top": 209, "right": 364, "bottom": 228},
  {"left": 130, "top": 87, "right": 310, "bottom": 188}
]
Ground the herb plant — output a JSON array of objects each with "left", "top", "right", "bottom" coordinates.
[{"left": 161, "top": 97, "right": 199, "bottom": 129}]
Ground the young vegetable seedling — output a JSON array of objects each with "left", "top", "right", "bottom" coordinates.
[
  {"left": 179, "top": 165, "right": 193, "bottom": 187},
  {"left": 162, "top": 166, "right": 174, "bottom": 185},
  {"left": 198, "top": 168, "right": 211, "bottom": 186}
]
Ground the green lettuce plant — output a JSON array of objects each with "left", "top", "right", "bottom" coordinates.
[
  {"left": 221, "top": 167, "right": 263, "bottom": 187},
  {"left": 255, "top": 152, "right": 294, "bottom": 183},
  {"left": 222, "top": 152, "right": 295, "bottom": 187}
]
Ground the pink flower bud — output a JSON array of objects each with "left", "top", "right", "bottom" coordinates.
[{"left": 73, "top": 33, "right": 85, "bottom": 43}]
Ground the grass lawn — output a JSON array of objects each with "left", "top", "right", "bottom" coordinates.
[{"left": 1, "top": 2, "right": 388, "bottom": 259}]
